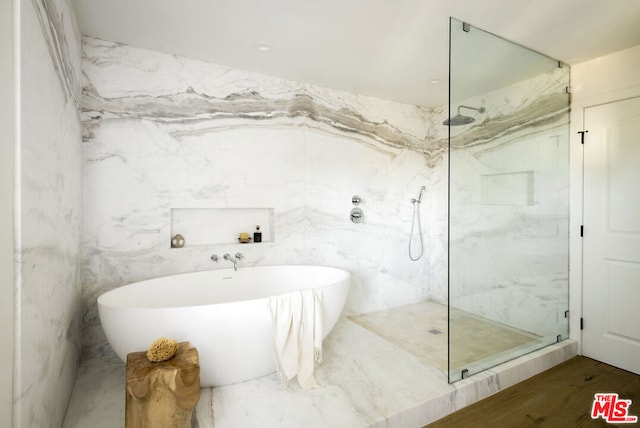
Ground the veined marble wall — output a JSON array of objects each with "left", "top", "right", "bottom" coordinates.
[
  {"left": 80, "top": 37, "right": 448, "bottom": 359},
  {"left": 448, "top": 68, "right": 570, "bottom": 338},
  {"left": 1, "top": 0, "right": 15, "bottom": 423},
  {"left": 17, "top": 0, "right": 82, "bottom": 426}
]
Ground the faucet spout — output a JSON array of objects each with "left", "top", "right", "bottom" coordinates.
[{"left": 223, "top": 253, "right": 238, "bottom": 271}]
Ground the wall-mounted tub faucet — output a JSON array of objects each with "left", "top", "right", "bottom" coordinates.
[{"left": 223, "top": 253, "right": 243, "bottom": 271}]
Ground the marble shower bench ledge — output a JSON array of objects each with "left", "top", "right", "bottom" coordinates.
[{"left": 62, "top": 319, "right": 577, "bottom": 428}]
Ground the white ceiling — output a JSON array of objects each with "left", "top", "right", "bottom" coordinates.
[{"left": 72, "top": 0, "right": 640, "bottom": 107}]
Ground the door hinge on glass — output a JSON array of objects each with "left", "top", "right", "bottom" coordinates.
[
  {"left": 580, "top": 225, "right": 584, "bottom": 237},
  {"left": 580, "top": 318, "right": 584, "bottom": 330}
]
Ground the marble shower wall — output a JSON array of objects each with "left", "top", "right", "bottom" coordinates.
[
  {"left": 80, "top": 37, "right": 449, "bottom": 359},
  {"left": 16, "top": 0, "right": 82, "bottom": 426},
  {"left": 448, "top": 67, "right": 570, "bottom": 338}
]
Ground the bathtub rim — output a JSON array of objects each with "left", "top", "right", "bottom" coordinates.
[{"left": 97, "top": 264, "right": 351, "bottom": 310}]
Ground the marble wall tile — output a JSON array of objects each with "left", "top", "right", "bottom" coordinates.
[
  {"left": 80, "top": 37, "right": 444, "bottom": 359},
  {"left": 79, "top": 35, "right": 570, "bottom": 365},
  {"left": 16, "top": 0, "right": 82, "bottom": 426}
]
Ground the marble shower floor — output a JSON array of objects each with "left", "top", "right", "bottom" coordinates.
[
  {"left": 63, "top": 302, "right": 577, "bottom": 428},
  {"left": 350, "top": 301, "right": 542, "bottom": 374}
]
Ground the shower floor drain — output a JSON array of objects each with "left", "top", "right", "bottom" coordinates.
[{"left": 428, "top": 329, "right": 443, "bottom": 335}]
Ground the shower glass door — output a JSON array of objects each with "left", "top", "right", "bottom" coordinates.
[{"left": 447, "top": 18, "right": 570, "bottom": 383}]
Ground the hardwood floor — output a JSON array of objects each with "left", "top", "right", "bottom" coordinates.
[{"left": 425, "top": 356, "right": 640, "bottom": 427}]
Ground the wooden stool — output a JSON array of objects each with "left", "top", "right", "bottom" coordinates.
[{"left": 126, "top": 342, "right": 200, "bottom": 428}]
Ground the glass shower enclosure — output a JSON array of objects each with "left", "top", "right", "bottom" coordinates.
[{"left": 447, "top": 18, "right": 570, "bottom": 383}]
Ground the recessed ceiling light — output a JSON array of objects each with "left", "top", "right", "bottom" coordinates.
[
  {"left": 254, "top": 42, "right": 273, "bottom": 52},
  {"left": 429, "top": 79, "right": 441, "bottom": 84}
]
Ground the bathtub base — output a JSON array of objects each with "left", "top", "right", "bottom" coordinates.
[{"left": 97, "top": 265, "right": 351, "bottom": 387}]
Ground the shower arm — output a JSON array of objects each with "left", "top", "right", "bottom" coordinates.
[{"left": 457, "top": 105, "right": 486, "bottom": 115}]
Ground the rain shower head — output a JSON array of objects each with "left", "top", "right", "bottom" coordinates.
[
  {"left": 445, "top": 114, "right": 475, "bottom": 126},
  {"left": 443, "top": 105, "right": 486, "bottom": 126}
]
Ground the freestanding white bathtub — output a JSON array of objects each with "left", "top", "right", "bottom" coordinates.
[{"left": 97, "top": 265, "right": 350, "bottom": 387}]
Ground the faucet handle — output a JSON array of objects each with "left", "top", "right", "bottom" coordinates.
[
  {"left": 223, "top": 253, "right": 231, "bottom": 260},
  {"left": 210, "top": 254, "right": 219, "bottom": 262},
  {"left": 234, "top": 252, "right": 244, "bottom": 260}
]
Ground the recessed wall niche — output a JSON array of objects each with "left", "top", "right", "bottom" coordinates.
[
  {"left": 481, "top": 171, "right": 534, "bottom": 206},
  {"left": 170, "top": 208, "right": 274, "bottom": 247}
]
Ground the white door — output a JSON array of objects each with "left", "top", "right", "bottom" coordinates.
[{"left": 582, "top": 96, "right": 640, "bottom": 375}]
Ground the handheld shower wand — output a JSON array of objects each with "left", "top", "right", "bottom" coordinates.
[
  {"left": 409, "top": 186, "right": 426, "bottom": 261},
  {"left": 411, "top": 186, "right": 425, "bottom": 204}
]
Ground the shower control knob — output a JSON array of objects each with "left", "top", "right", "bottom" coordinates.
[
  {"left": 350, "top": 207, "right": 363, "bottom": 224},
  {"left": 352, "top": 195, "right": 361, "bottom": 205}
]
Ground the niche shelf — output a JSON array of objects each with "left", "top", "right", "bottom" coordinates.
[
  {"left": 170, "top": 207, "right": 274, "bottom": 247},
  {"left": 481, "top": 171, "right": 534, "bottom": 206}
]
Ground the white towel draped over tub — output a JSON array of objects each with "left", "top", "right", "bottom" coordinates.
[{"left": 268, "top": 288, "right": 323, "bottom": 389}]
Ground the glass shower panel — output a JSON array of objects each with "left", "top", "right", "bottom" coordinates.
[{"left": 448, "top": 18, "right": 570, "bottom": 383}]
